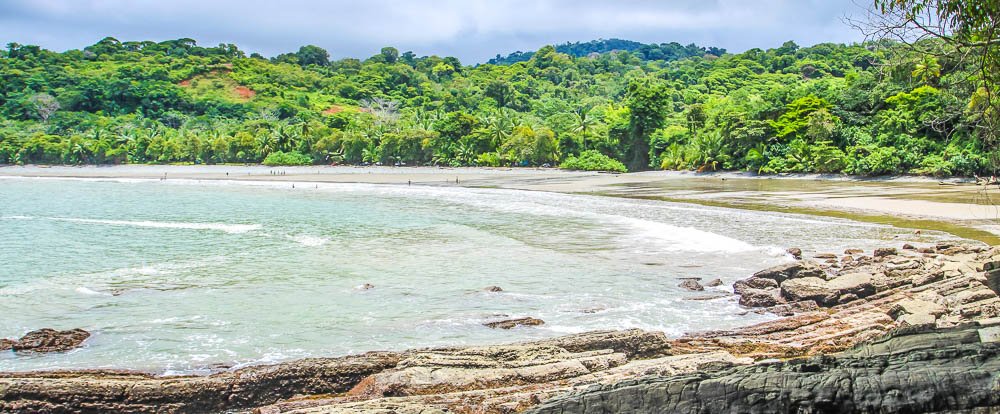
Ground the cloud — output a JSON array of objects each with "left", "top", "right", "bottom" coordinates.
[{"left": 0, "top": 0, "right": 868, "bottom": 63}]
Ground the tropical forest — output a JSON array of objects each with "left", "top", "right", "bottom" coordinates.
[{"left": 0, "top": 35, "right": 993, "bottom": 176}]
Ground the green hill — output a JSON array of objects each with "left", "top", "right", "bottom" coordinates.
[{"left": 0, "top": 37, "right": 990, "bottom": 175}]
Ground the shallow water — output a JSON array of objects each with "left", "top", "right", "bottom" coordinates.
[{"left": 0, "top": 178, "right": 949, "bottom": 374}]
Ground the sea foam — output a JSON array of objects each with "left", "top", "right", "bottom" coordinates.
[
  {"left": 286, "top": 234, "right": 330, "bottom": 247},
  {"left": 47, "top": 217, "right": 260, "bottom": 234}
]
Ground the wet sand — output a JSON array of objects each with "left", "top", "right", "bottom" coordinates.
[{"left": 3, "top": 165, "right": 998, "bottom": 243}]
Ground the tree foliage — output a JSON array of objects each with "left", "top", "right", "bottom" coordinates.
[{"left": 0, "top": 33, "right": 992, "bottom": 176}]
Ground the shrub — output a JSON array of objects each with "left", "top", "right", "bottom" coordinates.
[
  {"left": 476, "top": 152, "right": 502, "bottom": 167},
  {"left": 262, "top": 151, "right": 312, "bottom": 166},
  {"left": 846, "top": 145, "right": 902, "bottom": 176},
  {"left": 561, "top": 150, "right": 627, "bottom": 172}
]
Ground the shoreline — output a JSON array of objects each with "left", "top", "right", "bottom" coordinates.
[
  {"left": 2, "top": 167, "right": 999, "bottom": 412},
  {"left": 2, "top": 242, "right": 999, "bottom": 412},
  {"left": 3, "top": 164, "right": 998, "bottom": 244}
]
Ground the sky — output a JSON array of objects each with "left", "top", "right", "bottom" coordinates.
[{"left": 0, "top": 0, "right": 871, "bottom": 63}]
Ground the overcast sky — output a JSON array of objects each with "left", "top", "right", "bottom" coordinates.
[{"left": 0, "top": 0, "right": 870, "bottom": 63}]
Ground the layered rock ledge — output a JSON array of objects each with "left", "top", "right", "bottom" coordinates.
[{"left": 2, "top": 242, "right": 999, "bottom": 413}]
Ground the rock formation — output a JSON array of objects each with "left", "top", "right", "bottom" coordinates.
[
  {"left": 483, "top": 317, "right": 545, "bottom": 329},
  {"left": 530, "top": 322, "right": 1000, "bottom": 413},
  {"left": 1, "top": 329, "right": 90, "bottom": 353},
  {"left": 3, "top": 242, "right": 999, "bottom": 413}
]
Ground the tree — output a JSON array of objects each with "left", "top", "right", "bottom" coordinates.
[
  {"left": 484, "top": 80, "right": 515, "bottom": 108},
  {"left": 28, "top": 93, "right": 60, "bottom": 122},
  {"left": 500, "top": 125, "right": 558, "bottom": 166},
  {"left": 912, "top": 55, "right": 942, "bottom": 85},
  {"left": 296, "top": 45, "right": 330, "bottom": 67},
  {"left": 623, "top": 79, "right": 670, "bottom": 171},
  {"left": 572, "top": 105, "right": 596, "bottom": 150},
  {"left": 864, "top": 0, "right": 1000, "bottom": 169},
  {"left": 380, "top": 47, "right": 399, "bottom": 64}
]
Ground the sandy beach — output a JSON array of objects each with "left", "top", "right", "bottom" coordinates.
[{"left": 3, "top": 164, "right": 998, "bottom": 243}]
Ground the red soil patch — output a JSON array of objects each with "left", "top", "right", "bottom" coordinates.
[
  {"left": 234, "top": 86, "right": 256, "bottom": 99},
  {"left": 178, "top": 79, "right": 191, "bottom": 87},
  {"left": 324, "top": 106, "right": 344, "bottom": 115}
]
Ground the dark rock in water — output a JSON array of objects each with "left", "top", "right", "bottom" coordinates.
[
  {"left": 874, "top": 247, "right": 898, "bottom": 257},
  {"left": 8, "top": 329, "right": 90, "bottom": 353},
  {"left": 785, "top": 247, "right": 802, "bottom": 259},
  {"left": 751, "top": 260, "right": 825, "bottom": 283},
  {"left": 483, "top": 286, "right": 503, "bottom": 292},
  {"left": 528, "top": 324, "right": 1000, "bottom": 414},
  {"left": 705, "top": 279, "right": 723, "bottom": 288},
  {"left": 844, "top": 248, "right": 863, "bottom": 255},
  {"left": 0, "top": 339, "right": 13, "bottom": 351},
  {"left": 484, "top": 317, "right": 545, "bottom": 329},
  {"left": 357, "top": 283, "right": 375, "bottom": 290},
  {"left": 813, "top": 253, "right": 836, "bottom": 259},
  {"left": 732, "top": 277, "right": 778, "bottom": 295},
  {"left": 738, "top": 288, "right": 782, "bottom": 307},
  {"left": 902, "top": 243, "right": 916, "bottom": 250},
  {"left": 678, "top": 280, "right": 704, "bottom": 291}
]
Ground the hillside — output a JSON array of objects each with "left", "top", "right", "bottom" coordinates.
[{"left": 0, "top": 37, "right": 991, "bottom": 175}]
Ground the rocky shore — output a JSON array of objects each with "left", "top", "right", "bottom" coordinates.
[{"left": 2, "top": 242, "right": 999, "bottom": 413}]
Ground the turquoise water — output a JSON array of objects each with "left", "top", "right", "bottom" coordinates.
[{"left": 0, "top": 178, "right": 945, "bottom": 374}]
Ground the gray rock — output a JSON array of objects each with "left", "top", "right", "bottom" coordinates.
[
  {"left": 826, "top": 272, "right": 875, "bottom": 298},
  {"left": 874, "top": 247, "right": 898, "bottom": 257},
  {"left": 705, "top": 279, "right": 723, "bottom": 288},
  {"left": 483, "top": 286, "right": 503, "bottom": 292},
  {"left": 780, "top": 277, "right": 837, "bottom": 306},
  {"left": 738, "top": 288, "right": 782, "bottom": 308},
  {"left": 786, "top": 247, "right": 802, "bottom": 259},
  {"left": 484, "top": 317, "right": 545, "bottom": 329},
  {"left": 7, "top": 328, "right": 90, "bottom": 353},
  {"left": 987, "top": 269, "right": 1000, "bottom": 296},
  {"left": 733, "top": 277, "right": 778, "bottom": 295},
  {"left": 891, "top": 298, "right": 947, "bottom": 318},
  {"left": 678, "top": 280, "right": 704, "bottom": 291},
  {"left": 911, "top": 270, "right": 944, "bottom": 286},
  {"left": 751, "top": 260, "right": 824, "bottom": 283},
  {"left": 898, "top": 313, "right": 937, "bottom": 326},
  {"left": 529, "top": 325, "right": 1000, "bottom": 414}
]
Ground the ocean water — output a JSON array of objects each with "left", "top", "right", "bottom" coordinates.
[{"left": 0, "top": 177, "right": 947, "bottom": 374}]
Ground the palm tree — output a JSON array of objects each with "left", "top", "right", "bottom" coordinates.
[
  {"left": 912, "top": 55, "right": 942, "bottom": 85},
  {"left": 572, "top": 105, "right": 595, "bottom": 150},
  {"left": 481, "top": 109, "right": 514, "bottom": 149},
  {"left": 256, "top": 133, "right": 275, "bottom": 158},
  {"left": 271, "top": 124, "right": 300, "bottom": 153}
]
